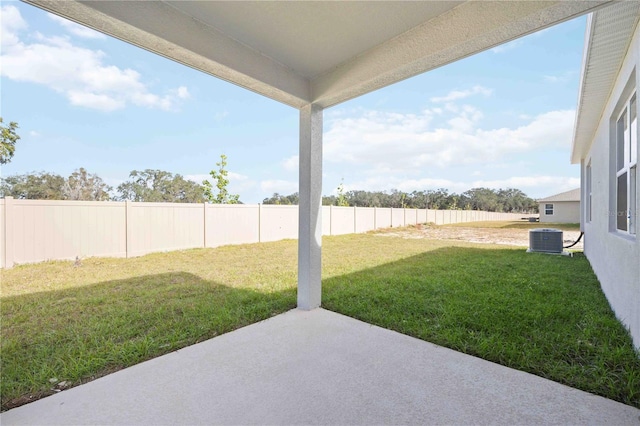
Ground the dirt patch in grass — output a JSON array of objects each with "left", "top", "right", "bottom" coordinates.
[{"left": 374, "top": 222, "right": 584, "bottom": 250}]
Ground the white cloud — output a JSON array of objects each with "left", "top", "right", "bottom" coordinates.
[
  {"left": 48, "top": 13, "right": 106, "bottom": 39},
  {"left": 185, "top": 172, "right": 255, "bottom": 196},
  {"left": 68, "top": 90, "right": 125, "bottom": 110},
  {"left": 471, "top": 176, "right": 580, "bottom": 198},
  {"left": 184, "top": 174, "right": 211, "bottom": 185},
  {"left": 186, "top": 171, "right": 249, "bottom": 185},
  {"left": 0, "top": 5, "right": 26, "bottom": 49},
  {"left": 174, "top": 86, "right": 190, "bottom": 99},
  {"left": 28, "top": 130, "right": 40, "bottom": 137},
  {"left": 543, "top": 71, "right": 575, "bottom": 84},
  {"left": 260, "top": 179, "right": 298, "bottom": 195},
  {"left": 214, "top": 111, "right": 229, "bottom": 121},
  {"left": 228, "top": 171, "right": 248, "bottom": 181},
  {"left": 323, "top": 107, "right": 575, "bottom": 171},
  {"left": 0, "top": 5, "right": 189, "bottom": 112},
  {"left": 491, "top": 39, "right": 523, "bottom": 54},
  {"left": 471, "top": 175, "right": 579, "bottom": 190},
  {"left": 430, "top": 86, "right": 492, "bottom": 103},
  {"left": 281, "top": 155, "right": 299, "bottom": 172}
]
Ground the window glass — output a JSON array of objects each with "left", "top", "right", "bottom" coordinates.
[
  {"left": 617, "top": 173, "right": 628, "bottom": 231},
  {"left": 617, "top": 110, "right": 627, "bottom": 172},
  {"left": 632, "top": 95, "right": 638, "bottom": 165},
  {"left": 612, "top": 90, "right": 636, "bottom": 235}
]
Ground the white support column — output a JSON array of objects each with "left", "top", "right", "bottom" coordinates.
[{"left": 298, "top": 104, "right": 323, "bottom": 310}]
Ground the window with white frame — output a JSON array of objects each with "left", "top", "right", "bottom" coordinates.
[
  {"left": 545, "top": 204, "right": 553, "bottom": 215},
  {"left": 615, "top": 92, "right": 637, "bottom": 234},
  {"left": 586, "top": 161, "right": 592, "bottom": 222}
]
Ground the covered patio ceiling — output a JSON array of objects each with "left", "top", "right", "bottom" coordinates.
[
  {"left": 23, "top": 0, "right": 612, "bottom": 310},
  {"left": 26, "top": 1, "right": 609, "bottom": 109}
]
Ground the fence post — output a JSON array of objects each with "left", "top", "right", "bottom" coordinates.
[
  {"left": 203, "top": 203, "right": 208, "bottom": 248},
  {"left": 353, "top": 206, "right": 357, "bottom": 233},
  {"left": 329, "top": 205, "right": 333, "bottom": 236},
  {"left": 125, "top": 200, "right": 132, "bottom": 258},
  {"left": 258, "top": 203, "right": 262, "bottom": 243},
  {"left": 373, "top": 207, "right": 377, "bottom": 229},
  {"left": 4, "top": 196, "right": 14, "bottom": 268}
]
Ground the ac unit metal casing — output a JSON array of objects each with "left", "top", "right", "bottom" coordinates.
[{"left": 528, "top": 228, "right": 563, "bottom": 253}]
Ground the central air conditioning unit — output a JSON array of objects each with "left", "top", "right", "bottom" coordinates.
[{"left": 528, "top": 228, "right": 563, "bottom": 254}]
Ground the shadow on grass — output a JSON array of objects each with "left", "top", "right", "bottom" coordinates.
[
  {"left": 2, "top": 244, "right": 638, "bottom": 411},
  {"left": 322, "top": 246, "right": 640, "bottom": 408},
  {"left": 1, "top": 272, "right": 296, "bottom": 411}
]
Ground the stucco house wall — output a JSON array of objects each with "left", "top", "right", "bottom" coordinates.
[
  {"left": 578, "top": 19, "right": 640, "bottom": 348},
  {"left": 539, "top": 201, "right": 580, "bottom": 223}
]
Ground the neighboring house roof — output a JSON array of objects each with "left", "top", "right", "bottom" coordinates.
[
  {"left": 571, "top": 2, "right": 640, "bottom": 164},
  {"left": 25, "top": 1, "right": 607, "bottom": 110},
  {"left": 538, "top": 188, "right": 581, "bottom": 203}
]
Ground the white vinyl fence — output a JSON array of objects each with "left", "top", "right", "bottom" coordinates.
[{"left": 0, "top": 197, "right": 528, "bottom": 268}]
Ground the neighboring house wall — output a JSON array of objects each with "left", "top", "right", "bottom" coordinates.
[
  {"left": 579, "top": 22, "right": 640, "bottom": 348},
  {"left": 539, "top": 201, "right": 580, "bottom": 223}
]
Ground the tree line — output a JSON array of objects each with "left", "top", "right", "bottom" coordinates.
[
  {"left": 0, "top": 166, "right": 242, "bottom": 204},
  {"left": 1, "top": 118, "right": 536, "bottom": 212},
  {"left": 0, "top": 168, "right": 208, "bottom": 203},
  {"left": 2, "top": 168, "right": 538, "bottom": 212},
  {"left": 264, "top": 187, "right": 538, "bottom": 213},
  {"left": 0, "top": 165, "right": 242, "bottom": 204}
]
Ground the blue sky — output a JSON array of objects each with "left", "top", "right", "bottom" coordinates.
[{"left": 1, "top": 2, "right": 583, "bottom": 203}]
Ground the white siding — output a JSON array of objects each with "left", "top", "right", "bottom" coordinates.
[{"left": 580, "top": 23, "right": 640, "bottom": 348}]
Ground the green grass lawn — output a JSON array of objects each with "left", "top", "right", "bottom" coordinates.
[{"left": 1, "top": 230, "right": 638, "bottom": 410}]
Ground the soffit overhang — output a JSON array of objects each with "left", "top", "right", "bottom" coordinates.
[
  {"left": 25, "top": 1, "right": 609, "bottom": 109},
  {"left": 571, "top": 2, "right": 640, "bottom": 164}
]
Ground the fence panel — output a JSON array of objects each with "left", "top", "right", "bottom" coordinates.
[
  {"left": 0, "top": 199, "right": 538, "bottom": 267},
  {"left": 321, "top": 206, "right": 331, "bottom": 236},
  {"left": 127, "top": 202, "right": 203, "bottom": 257},
  {"left": 0, "top": 199, "right": 5, "bottom": 268},
  {"left": 206, "top": 204, "right": 259, "bottom": 247},
  {"left": 355, "top": 207, "right": 376, "bottom": 233},
  {"left": 375, "top": 208, "right": 392, "bottom": 229},
  {"left": 426, "top": 209, "right": 436, "bottom": 224},
  {"left": 417, "top": 209, "right": 427, "bottom": 224},
  {"left": 331, "top": 206, "right": 355, "bottom": 235},
  {"left": 405, "top": 209, "right": 418, "bottom": 226},
  {"left": 391, "top": 208, "right": 404, "bottom": 227},
  {"left": 11, "top": 200, "right": 126, "bottom": 265},
  {"left": 260, "top": 205, "right": 298, "bottom": 242}
]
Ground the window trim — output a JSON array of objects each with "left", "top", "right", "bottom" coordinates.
[
  {"left": 545, "top": 203, "right": 554, "bottom": 215},
  {"left": 614, "top": 91, "right": 637, "bottom": 235}
]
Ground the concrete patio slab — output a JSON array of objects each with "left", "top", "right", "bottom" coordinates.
[{"left": 2, "top": 308, "right": 639, "bottom": 425}]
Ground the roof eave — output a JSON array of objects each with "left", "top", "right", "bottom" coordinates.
[
  {"left": 570, "top": 13, "right": 595, "bottom": 165},
  {"left": 571, "top": 3, "right": 640, "bottom": 165}
]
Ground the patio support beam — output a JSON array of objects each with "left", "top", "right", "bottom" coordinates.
[{"left": 298, "top": 104, "right": 323, "bottom": 310}]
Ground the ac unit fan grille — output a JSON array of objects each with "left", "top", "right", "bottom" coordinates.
[{"left": 529, "top": 229, "right": 563, "bottom": 253}]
